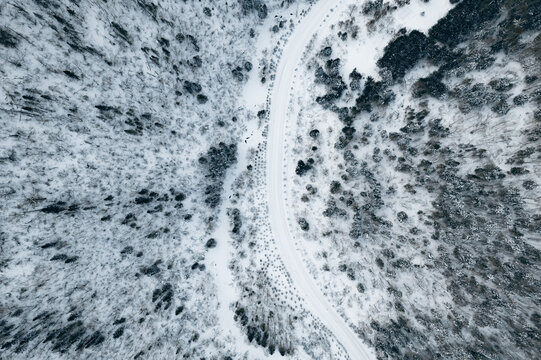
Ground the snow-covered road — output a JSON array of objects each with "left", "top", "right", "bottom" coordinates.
[{"left": 266, "top": 1, "right": 376, "bottom": 359}]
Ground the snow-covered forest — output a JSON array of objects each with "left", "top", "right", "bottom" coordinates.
[{"left": 1, "top": 0, "right": 539, "bottom": 359}]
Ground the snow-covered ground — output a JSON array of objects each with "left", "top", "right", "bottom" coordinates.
[
  {"left": 1, "top": 0, "right": 539, "bottom": 359},
  {"left": 266, "top": 0, "right": 376, "bottom": 358}
]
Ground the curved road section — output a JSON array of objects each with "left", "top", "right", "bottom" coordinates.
[{"left": 266, "top": 1, "right": 375, "bottom": 359}]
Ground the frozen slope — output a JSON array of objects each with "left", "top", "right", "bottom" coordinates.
[{"left": 266, "top": 0, "right": 376, "bottom": 359}]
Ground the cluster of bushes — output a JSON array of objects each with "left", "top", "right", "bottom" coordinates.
[
  {"left": 320, "top": 0, "right": 538, "bottom": 122},
  {"left": 314, "top": 58, "right": 348, "bottom": 109},
  {"left": 234, "top": 305, "right": 294, "bottom": 356},
  {"left": 238, "top": 0, "right": 269, "bottom": 19},
  {"left": 0, "top": 311, "right": 105, "bottom": 354},
  {"left": 199, "top": 143, "right": 237, "bottom": 208}
]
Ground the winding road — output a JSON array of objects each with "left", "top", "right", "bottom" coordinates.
[{"left": 266, "top": 0, "right": 375, "bottom": 359}]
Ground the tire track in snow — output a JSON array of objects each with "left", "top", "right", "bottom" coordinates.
[{"left": 266, "top": 1, "right": 376, "bottom": 359}]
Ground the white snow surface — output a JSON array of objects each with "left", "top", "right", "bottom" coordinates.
[{"left": 2, "top": 0, "right": 539, "bottom": 358}]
